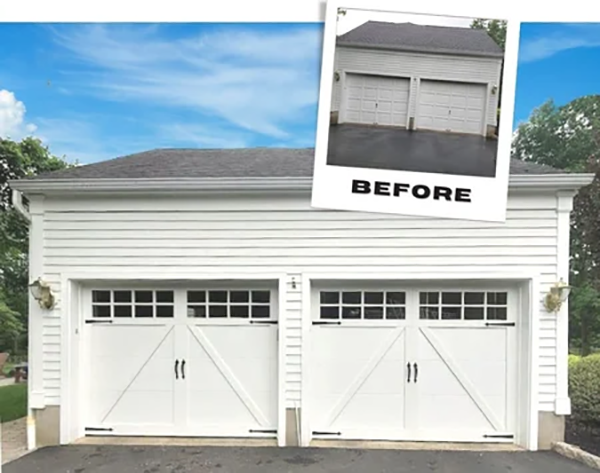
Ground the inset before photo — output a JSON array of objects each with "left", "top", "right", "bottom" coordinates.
[{"left": 328, "top": 10, "right": 504, "bottom": 177}]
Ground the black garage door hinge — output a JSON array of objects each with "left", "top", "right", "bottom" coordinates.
[
  {"left": 312, "top": 431, "right": 341, "bottom": 436},
  {"left": 483, "top": 434, "right": 514, "bottom": 439},
  {"left": 485, "top": 322, "right": 515, "bottom": 327},
  {"left": 250, "top": 320, "right": 278, "bottom": 325},
  {"left": 313, "top": 321, "right": 341, "bottom": 326},
  {"left": 249, "top": 429, "right": 277, "bottom": 434},
  {"left": 85, "top": 427, "right": 113, "bottom": 432}
]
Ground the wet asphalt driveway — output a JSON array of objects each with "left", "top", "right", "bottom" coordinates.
[
  {"left": 4, "top": 445, "right": 598, "bottom": 473},
  {"left": 327, "top": 124, "right": 498, "bottom": 178}
]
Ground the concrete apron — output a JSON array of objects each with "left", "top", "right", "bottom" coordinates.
[{"left": 73, "top": 436, "right": 522, "bottom": 451}]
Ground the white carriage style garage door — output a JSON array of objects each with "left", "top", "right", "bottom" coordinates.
[
  {"left": 416, "top": 80, "right": 487, "bottom": 135},
  {"left": 84, "top": 286, "right": 278, "bottom": 438},
  {"left": 344, "top": 73, "right": 410, "bottom": 127},
  {"left": 310, "top": 286, "right": 517, "bottom": 443}
]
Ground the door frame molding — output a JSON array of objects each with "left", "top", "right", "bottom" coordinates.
[
  {"left": 300, "top": 270, "right": 540, "bottom": 450},
  {"left": 59, "top": 270, "right": 288, "bottom": 447}
]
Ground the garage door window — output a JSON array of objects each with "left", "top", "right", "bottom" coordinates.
[
  {"left": 319, "top": 291, "right": 406, "bottom": 320},
  {"left": 419, "top": 291, "right": 507, "bottom": 320},
  {"left": 187, "top": 290, "right": 271, "bottom": 319},
  {"left": 91, "top": 290, "right": 175, "bottom": 318}
]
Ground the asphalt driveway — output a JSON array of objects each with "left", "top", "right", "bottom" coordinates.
[
  {"left": 327, "top": 124, "right": 498, "bottom": 178},
  {"left": 4, "top": 445, "right": 599, "bottom": 473}
]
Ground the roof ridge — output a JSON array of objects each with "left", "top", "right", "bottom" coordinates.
[{"left": 363, "top": 20, "right": 474, "bottom": 30}]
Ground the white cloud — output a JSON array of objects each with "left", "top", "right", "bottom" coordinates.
[
  {"left": 0, "top": 90, "right": 37, "bottom": 140},
  {"left": 336, "top": 8, "right": 475, "bottom": 35},
  {"left": 518, "top": 23, "right": 600, "bottom": 64},
  {"left": 48, "top": 24, "right": 322, "bottom": 139}
]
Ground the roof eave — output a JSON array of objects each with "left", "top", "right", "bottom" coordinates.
[
  {"left": 9, "top": 173, "right": 595, "bottom": 195},
  {"left": 336, "top": 42, "right": 504, "bottom": 59}
]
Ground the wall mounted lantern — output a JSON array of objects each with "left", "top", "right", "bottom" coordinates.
[
  {"left": 491, "top": 85, "right": 498, "bottom": 95},
  {"left": 29, "top": 277, "right": 55, "bottom": 310},
  {"left": 543, "top": 279, "right": 571, "bottom": 313},
  {"left": 334, "top": 71, "right": 340, "bottom": 82}
]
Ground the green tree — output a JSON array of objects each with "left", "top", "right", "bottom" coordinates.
[
  {"left": 471, "top": 19, "right": 507, "bottom": 134},
  {"left": 470, "top": 19, "right": 507, "bottom": 51},
  {"left": 512, "top": 95, "right": 600, "bottom": 355},
  {"left": 0, "top": 137, "right": 73, "bottom": 354}
]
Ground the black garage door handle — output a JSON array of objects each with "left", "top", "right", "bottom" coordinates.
[
  {"left": 407, "top": 362, "right": 411, "bottom": 383},
  {"left": 413, "top": 363, "right": 418, "bottom": 383},
  {"left": 181, "top": 360, "right": 186, "bottom": 380},
  {"left": 174, "top": 359, "right": 179, "bottom": 380}
]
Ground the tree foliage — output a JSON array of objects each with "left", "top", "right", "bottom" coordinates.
[
  {"left": 471, "top": 19, "right": 507, "bottom": 127},
  {"left": 470, "top": 19, "right": 507, "bottom": 51},
  {"left": 0, "top": 137, "right": 72, "bottom": 354},
  {"left": 512, "top": 95, "right": 600, "bottom": 355}
]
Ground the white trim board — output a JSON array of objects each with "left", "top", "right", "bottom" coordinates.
[{"left": 9, "top": 174, "right": 595, "bottom": 194}]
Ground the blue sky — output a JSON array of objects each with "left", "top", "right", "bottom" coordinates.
[
  {"left": 0, "top": 21, "right": 599, "bottom": 164},
  {"left": 0, "top": 23, "right": 323, "bottom": 163},
  {"left": 513, "top": 22, "right": 600, "bottom": 128}
]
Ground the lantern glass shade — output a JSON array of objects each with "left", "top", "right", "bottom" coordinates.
[{"left": 29, "top": 280, "right": 44, "bottom": 300}]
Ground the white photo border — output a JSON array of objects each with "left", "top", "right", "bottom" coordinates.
[{"left": 311, "top": 0, "right": 521, "bottom": 222}]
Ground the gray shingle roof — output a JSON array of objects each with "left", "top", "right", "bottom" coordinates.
[
  {"left": 337, "top": 21, "right": 504, "bottom": 58},
  {"left": 24, "top": 147, "right": 563, "bottom": 181}
]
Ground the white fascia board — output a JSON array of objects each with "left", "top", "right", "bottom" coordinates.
[{"left": 9, "top": 173, "right": 595, "bottom": 195}]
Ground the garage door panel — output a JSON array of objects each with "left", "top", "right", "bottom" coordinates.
[
  {"left": 344, "top": 73, "right": 410, "bottom": 126},
  {"left": 186, "top": 336, "right": 271, "bottom": 429},
  {"left": 417, "top": 80, "right": 486, "bottom": 135},
  {"left": 416, "top": 327, "right": 508, "bottom": 434},
  {"left": 347, "top": 86, "right": 362, "bottom": 99},
  {"left": 88, "top": 325, "right": 177, "bottom": 431},
  {"left": 185, "top": 324, "right": 277, "bottom": 433},
  {"left": 85, "top": 286, "right": 279, "bottom": 438},
  {"left": 310, "top": 286, "right": 516, "bottom": 443},
  {"left": 104, "top": 391, "right": 175, "bottom": 425},
  {"left": 311, "top": 324, "right": 407, "bottom": 436},
  {"left": 377, "top": 101, "right": 392, "bottom": 113},
  {"left": 333, "top": 393, "right": 405, "bottom": 428},
  {"left": 361, "top": 99, "right": 377, "bottom": 112},
  {"left": 417, "top": 394, "right": 493, "bottom": 431}
]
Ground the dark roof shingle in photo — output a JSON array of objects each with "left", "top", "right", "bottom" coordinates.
[{"left": 336, "top": 21, "right": 504, "bottom": 58}]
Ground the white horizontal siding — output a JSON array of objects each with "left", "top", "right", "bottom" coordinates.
[
  {"left": 39, "top": 192, "right": 559, "bottom": 410},
  {"left": 331, "top": 46, "right": 502, "bottom": 127}
]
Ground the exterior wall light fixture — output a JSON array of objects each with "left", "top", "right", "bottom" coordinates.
[
  {"left": 543, "top": 279, "right": 571, "bottom": 313},
  {"left": 29, "top": 277, "right": 55, "bottom": 310}
]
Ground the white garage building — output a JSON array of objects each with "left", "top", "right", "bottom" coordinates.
[
  {"left": 330, "top": 22, "right": 504, "bottom": 136},
  {"left": 10, "top": 149, "right": 593, "bottom": 452}
]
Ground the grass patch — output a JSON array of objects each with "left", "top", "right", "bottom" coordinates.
[{"left": 0, "top": 384, "right": 27, "bottom": 423}]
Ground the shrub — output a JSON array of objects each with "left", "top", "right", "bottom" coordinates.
[
  {"left": 569, "top": 353, "right": 600, "bottom": 427},
  {"left": 569, "top": 354, "right": 582, "bottom": 368}
]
